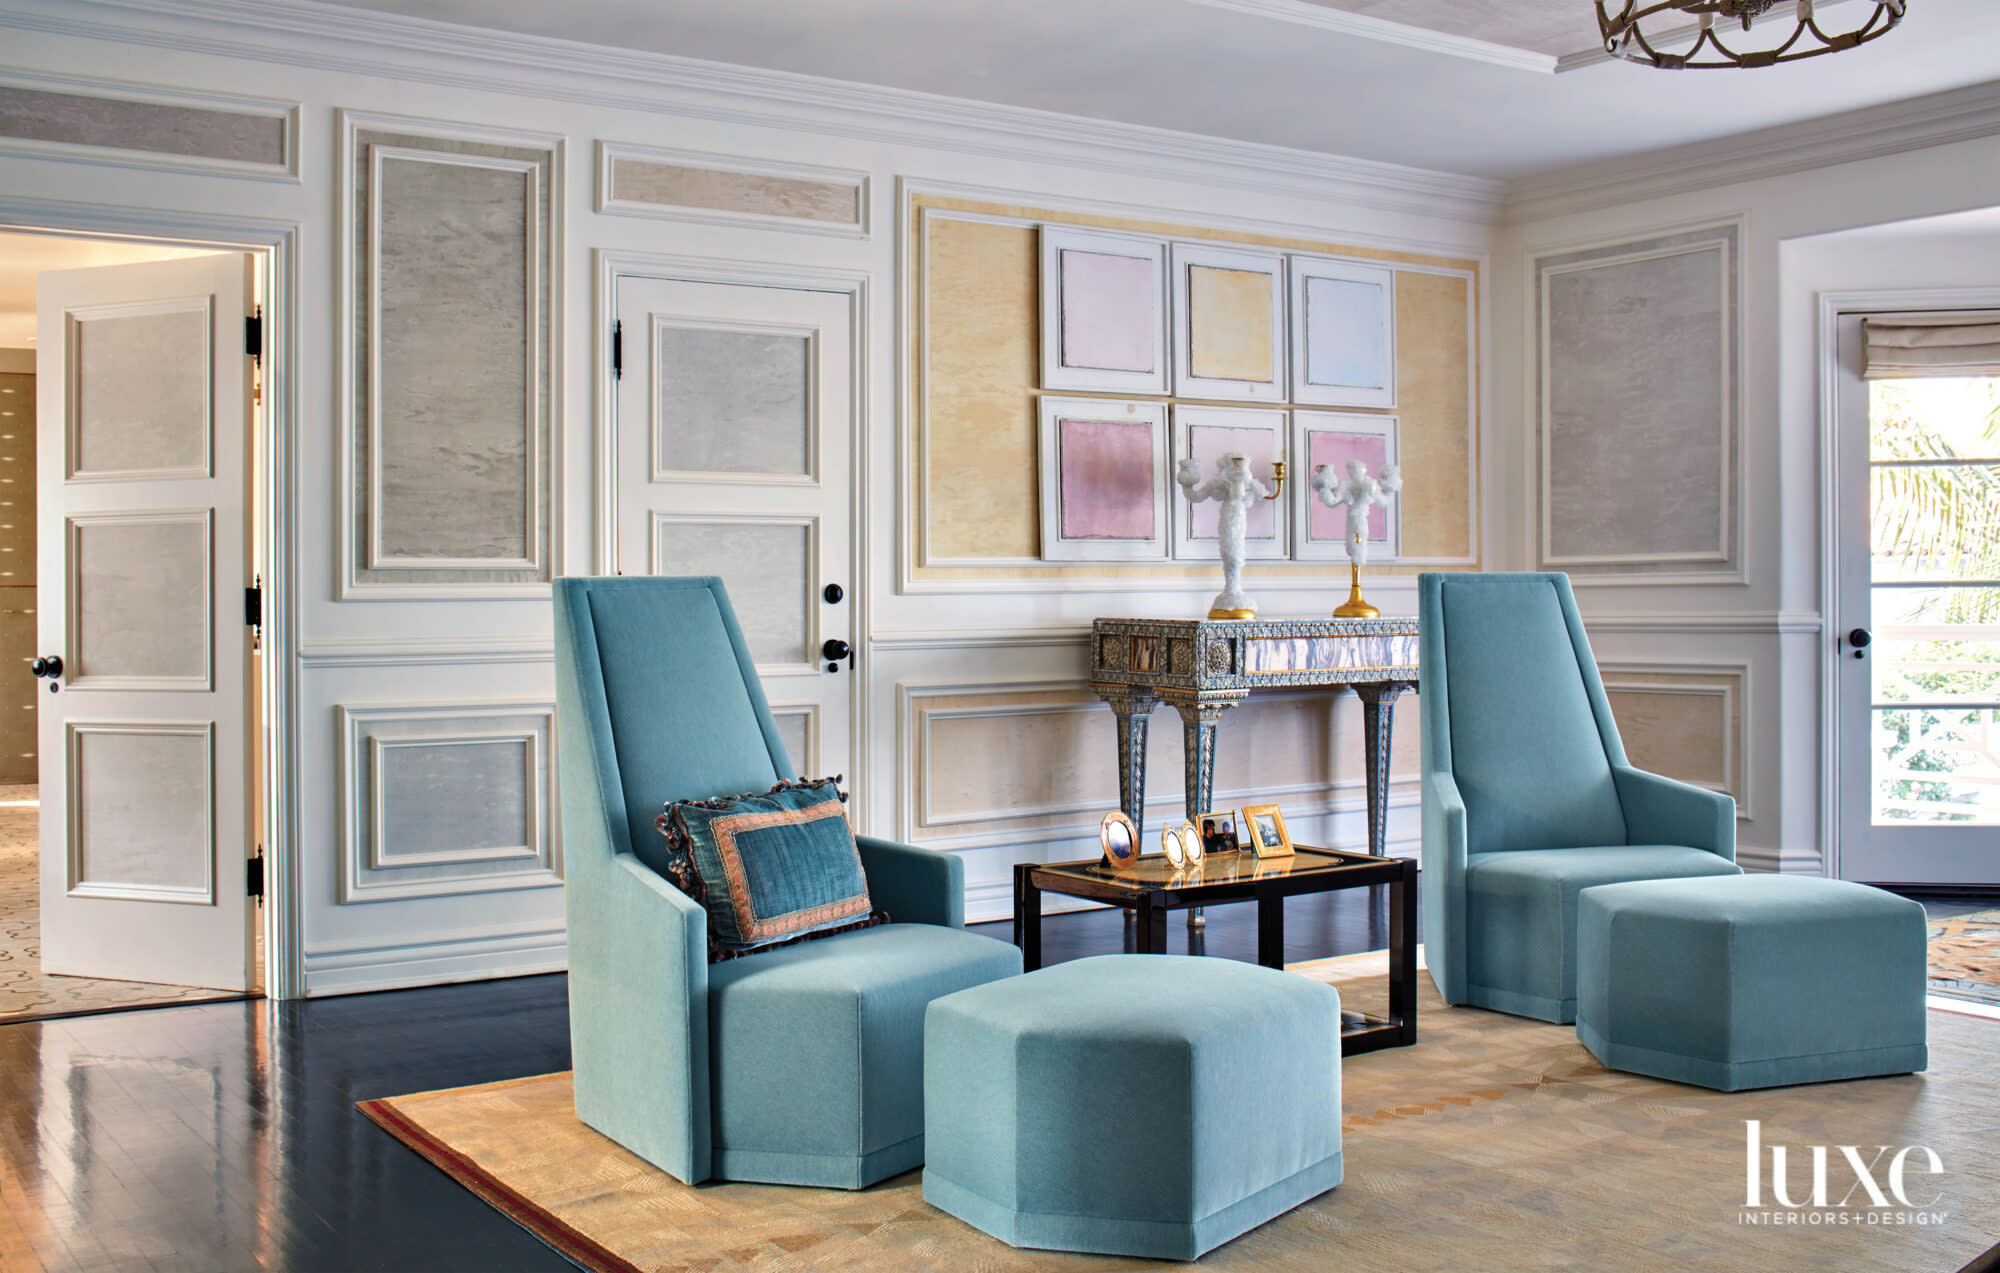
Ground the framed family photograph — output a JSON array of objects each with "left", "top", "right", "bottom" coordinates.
[
  {"left": 1195, "top": 809, "right": 1240, "bottom": 859},
  {"left": 1240, "top": 804, "right": 1294, "bottom": 858}
]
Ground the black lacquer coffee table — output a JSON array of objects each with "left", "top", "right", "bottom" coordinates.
[{"left": 1013, "top": 846, "right": 1417, "bottom": 1056}]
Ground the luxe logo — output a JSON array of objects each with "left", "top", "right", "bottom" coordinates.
[{"left": 1741, "top": 1121, "right": 1947, "bottom": 1227}]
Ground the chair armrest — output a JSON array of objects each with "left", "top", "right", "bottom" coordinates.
[
  {"left": 856, "top": 835, "right": 964, "bottom": 928},
  {"left": 1613, "top": 765, "right": 1735, "bottom": 862},
  {"left": 1422, "top": 768, "right": 1470, "bottom": 1005},
  {"left": 565, "top": 848, "right": 712, "bottom": 1184}
]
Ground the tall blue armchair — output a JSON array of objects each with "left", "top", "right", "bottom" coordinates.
[
  {"left": 1419, "top": 573, "right": 1740, "bottom": 1023},
  {"left": 553, "top": 576, "right": 1022, "bottom": 1188}
]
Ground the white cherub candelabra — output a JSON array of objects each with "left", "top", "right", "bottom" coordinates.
[
  {"left": 1311, "top": 458, "right": 1402, "bottom": 618},
  {"left": 1176, "top": 454, "right": 1286, "bottom": 620}
]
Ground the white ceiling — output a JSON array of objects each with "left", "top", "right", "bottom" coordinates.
[
  {"left": 310, "top": 0, "right": 2000, "bottom": 180},
  {"left": 0, "top": 233, "right": 220, "bottom": 349}
]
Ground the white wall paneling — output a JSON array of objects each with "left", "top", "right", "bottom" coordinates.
[
  {"left": 1536, "top": 222, "right": 1742, "bottom": 584},
  {"left": 0, "top": 66, "right": 298, "bottom": 181},
  {"left": 337, "top": 701, "right": 558, "bottom": 904},
  {"left": 597, "top": 139, "right": 867, "bottom": 238},
  {"left": 339, "top": 109, "right": 562, "bottom": 598}
]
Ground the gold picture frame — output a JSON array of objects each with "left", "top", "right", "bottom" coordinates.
[
  {"left": 1100, "top": 809, "right": 1141, "bottom": 872},
  {"left": 1240, "top": 804, "right": 1294, "bottom": 858},
  {"left": 1195, "top": 809, "right": 1240, "bottom": 859}
]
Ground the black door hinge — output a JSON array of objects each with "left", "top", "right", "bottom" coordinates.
[
  {"left": 245, "top": 580, "right": 262, "bottom": 630},
  {"left": 611, "top": 319, "right": 622, "bottom": 380},
  {"left": 246, "top": 309, "right": 263, "bottom": 363},
  {"left": 247, "top": 851, "right": 265, "bottom": 900}
]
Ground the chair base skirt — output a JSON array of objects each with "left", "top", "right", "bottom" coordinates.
[
  {"left": 715, "top": 1132, "right": 924, "bottom": 1190},
  {"left": 1468, "top": 982, "right": 1574, "bottom": 1025},
  {"left": 1577, "top": 1021, "right": 1928, "bottom": 1093},
  {"left": 923, "top": 1152, "right": 1342, "bottom": 1261}
]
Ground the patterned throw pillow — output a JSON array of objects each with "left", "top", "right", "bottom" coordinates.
[{"left": 655, "top": 777, "right": 885, "bottom": 962}]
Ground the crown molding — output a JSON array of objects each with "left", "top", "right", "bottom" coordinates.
[
  {"left": 1183, "top": 0, "right": 1557, "bottom": 75},
  {"left": 0, "top": 0, "right": 1504, "bottom": 222},
  {"left": 1504, "top": 79, "right": 2000, "bottom": 224}
]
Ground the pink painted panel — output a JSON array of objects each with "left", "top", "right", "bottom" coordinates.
[
  {"left": 1060, "top": 250, "right": 1157, "bottom": 374},
  {"left": 1307, "top": 430, "right": 1389, "bottom": 544},
  {"left": 1059, "top": 417, "right": 1156, "bottom": 540},
  {"left": 1187, "top": 425, "right": 1279, "bottom": 541}
]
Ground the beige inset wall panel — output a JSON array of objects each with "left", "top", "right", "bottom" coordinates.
[
  {"left": 348, "top": 120, "right": 557, "bottom": 589},
  {"left": 1604, "top": 670, "right": 1742, "bottom": 805},
  {"left": 913, "top": 195, "right": 1478, "bottom": 579},
  {"left": 0, "top": 371, "right": 33, "bottom": 586},
  {"left": 610, "top": 156, "right": 859, "bottom": 226},
  {"left": 0, "top": 85, "right": 286, "bottom": 166}
]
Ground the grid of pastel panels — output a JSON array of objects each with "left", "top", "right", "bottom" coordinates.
[{"left": 1034, "top": 224, "right": 1402, "bottom": 565}]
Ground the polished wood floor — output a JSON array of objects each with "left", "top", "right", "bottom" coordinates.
[{"left": 0, "top": 890, "right": 1392, "bottom": 1272}]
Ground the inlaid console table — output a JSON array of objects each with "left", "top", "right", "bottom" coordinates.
[{"left": 1089, "top": 616, "right": 1420, "bottom": 861}]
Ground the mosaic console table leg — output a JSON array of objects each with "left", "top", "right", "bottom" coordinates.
[
  {"left": 1173, "top": 696, "right": 1242, "bottom": 931},
  {"left": 1097, "top": 686, "right": 1159, "bottom": 845},
  {"left": 1352, "top": 680, "right": 1415, "bottom": 858}
]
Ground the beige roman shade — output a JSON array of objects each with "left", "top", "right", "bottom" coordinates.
[{"left": 1863, "top": 312, "right": 2000, "bottom": 379}]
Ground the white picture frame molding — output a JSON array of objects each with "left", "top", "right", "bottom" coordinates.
[
  {"left": 1170, "top": 403, "right": 1290, "bottom": 562},
  {"left": 1288, "top": 254, "right": 1396, "bottom": 408},
  {"left": 1291, "top": 409, "right": 1401, "bottom": 563},
  {"left": 1171, "top": 240, "right": 1286, "bottom": 403},
  {"left": 1036, "top": 395, "right": 1170, "bottom": 563},
  {"left": 1038, "top": 225, "right": 1167, "bottom": 395}
]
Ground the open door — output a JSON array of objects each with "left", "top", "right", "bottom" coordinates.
[{"left": 34, "top": 253, "right": 256, "bottom": 990}]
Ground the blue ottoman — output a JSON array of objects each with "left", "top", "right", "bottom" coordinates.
[
  {"left": 1577, "top": 875, "right": 1928, "bottom": 1091},
  {"left": 923, "top": 955, "right": 1342, "bottom": 1260}
]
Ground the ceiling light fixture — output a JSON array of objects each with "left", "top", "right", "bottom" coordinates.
[{"left": 1597, "top": 0, "right": 1906, "bottom": 69}]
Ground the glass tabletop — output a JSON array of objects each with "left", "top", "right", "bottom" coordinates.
[{"left": 1033, "top": 846, "right": 1378, "bottom": 892}]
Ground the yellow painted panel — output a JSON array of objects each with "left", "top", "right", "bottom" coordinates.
[
  {"left": 1188, "top": 266, "right": 1275, "bottom": 383},
  {"left": 922, "top": 214, "right": 1039, "bottom": 559},
  {"left": 1395, "top": 270, "right": 1473, "bottom": 561}
]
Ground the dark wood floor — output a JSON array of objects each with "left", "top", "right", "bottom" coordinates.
[{"left": 0, "top": 889, "right": 1394, "bottom": 1273}]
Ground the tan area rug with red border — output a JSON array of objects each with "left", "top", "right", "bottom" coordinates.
[{"left": 361, "top": 951, "right": 2000, "bottom": 1272}]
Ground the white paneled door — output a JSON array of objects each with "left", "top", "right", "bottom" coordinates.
[
  {"left": 36, "top": 254, "right": 257, "bottom": 989},
  {"left": 612, "top": 273, "right": 855, "bottom": 783}
]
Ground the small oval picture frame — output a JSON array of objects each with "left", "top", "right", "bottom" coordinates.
[
  {"left": 1183, "top": 819, "right": 1205, "bottom": 867},
  {"left": 1101, "top": 810, "right": 1141, "bottom": 871},
  {"left": 1161, "top": 821, "right": 1188, "bottom": 869}
]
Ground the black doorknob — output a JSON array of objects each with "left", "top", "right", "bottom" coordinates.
[
  {"left": 821, "top": 638, "right": 851, "bottom": 662},
  {"left": 29, "top": 655, "right": 61, "bottom": 679},
  {"left": 823, "top": 583, "right": 845, "bottom": 604},
  {"left": 1848, "top": 629, "right": 1872, "bottom": 648}
]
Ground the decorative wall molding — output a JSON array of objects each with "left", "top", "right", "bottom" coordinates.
[
  {"left": 337, "top": 108, "right": 562, "bottom": 599},
  {"left": 596, "top": 139, "right": 868, "bottom": 238},
  {"left": 0, "top": 0, "right": 1503, "bottom": 222},
  {"left": 870, "top": 626, "right": 1093, "bottom": 654},
  {"left": 1535, "top": 221, "right": 1744, "bottom": 586},
  {"left": 1504, "top": 80, "right": 2000, "bottom": 225},
  {"left": 337, "top": 700, "right": 560, "bottom": 904},
  {"left": 302, "top": 922, "right": 567, "bottom": 995},
  {"left": 1581, "top": 611, "right": 1821, "bottom": 636},
  {"left": 0, "top": 65, "right": 298, "bottom": 181},
  {"left": 1598, "top": 660, "right": 1751, "bottom": 821},
  {"left": 298, "top": 635, "right": 555, "bottom": 667}
]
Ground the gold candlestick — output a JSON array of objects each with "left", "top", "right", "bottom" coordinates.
[{"left": 1333, "top": 560, "right": 1379, "bottom": 619}]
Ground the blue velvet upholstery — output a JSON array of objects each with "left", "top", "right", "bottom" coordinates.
[
  {"left": 1419, "top": 573, "right": 1741, "bottom": 1022},
  {"left": 554, "top": 576, "right": 1021, "bottom": 1187},
  {"left": 924, "top": 955, "right": 1343, "bottom": 1261},
  {"left": 1577, "top": 876, "right": 1928, "bottom": 1091}
]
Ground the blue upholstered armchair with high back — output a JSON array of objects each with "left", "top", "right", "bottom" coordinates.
[
  {"left": 553, "top": 576, "right": 1021, "bottom": 1189},
  {"left": 1419, "top": 572, "right": 1741, "bottom": 1024}
]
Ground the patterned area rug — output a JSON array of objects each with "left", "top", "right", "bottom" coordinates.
[
  {"left": 1930, "top": 909, "right": 2000, "bottom": 1009},
  {"left": 361, "top": 951, "right": 2000, "bottom": 1273},
  {"left": 0, "top": 785, "right": 246, "bottom": 1021}
]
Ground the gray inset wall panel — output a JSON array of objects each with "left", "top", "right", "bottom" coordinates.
[
  {"left": 73, "top": 516, "right": 208, "bottom": 684},
  {"left": 0, "top": 85, "right": 286, "bottom": 165},
  {"left": 610, "top": 156, "right": 859, "bottom": 225},
  {"left": 350, "top": 124, "right": 555, "bottom": 588},
  {"left": 1539, "top": 226, "right": 1738, "bottom": 573},
  {"left": 73, "top": 308, "right": 208, "bottom": 476},
  {"left": 75, "top": 728, "right": 211, "bottom": 895},
  {"left": 655, "top": 326, "right": 810, "bottom": 477},
  {"left": 377, "top": 738, "right": 532, "bottom": 863}
]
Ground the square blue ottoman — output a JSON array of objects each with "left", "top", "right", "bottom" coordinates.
[
  {"left": 923, "top": 954, "right": 1343, "bottom": 1260},
  {"left": 1576, "top": 875, "right": 1928, "bottom": 1092}
]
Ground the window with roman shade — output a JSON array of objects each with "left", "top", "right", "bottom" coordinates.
[{"left": 1863, "top": 312, "right": 2000, "bottom": 379}]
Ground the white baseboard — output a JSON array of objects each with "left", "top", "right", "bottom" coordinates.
[
  {"left": 304, "top": 927, "right": 568, "bottom": 996},
  {"left": 1737, "top": 843, "right": 1825, "bottom": 875}
]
